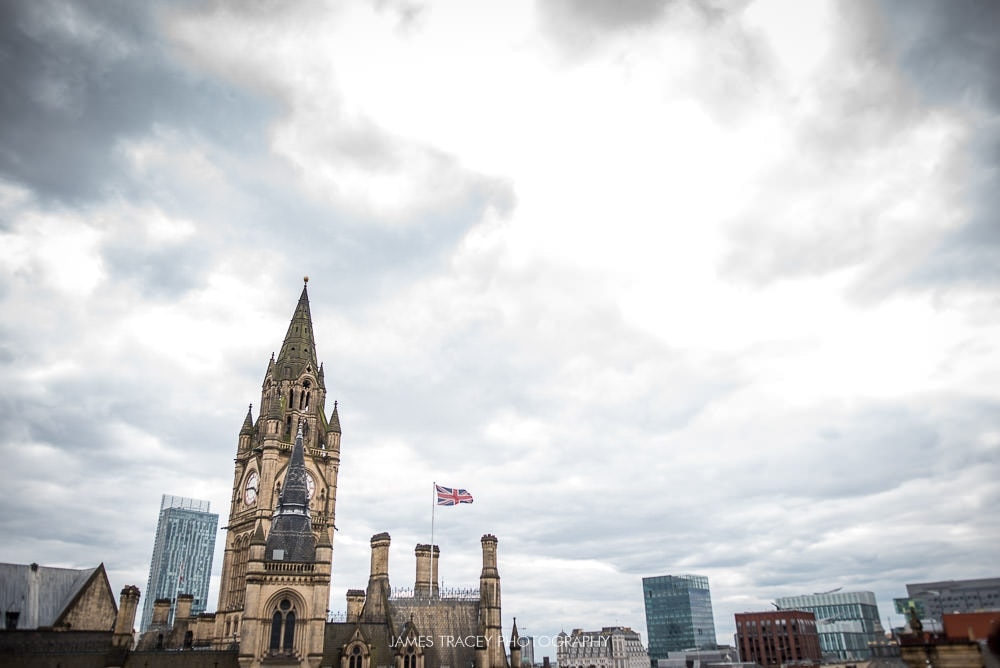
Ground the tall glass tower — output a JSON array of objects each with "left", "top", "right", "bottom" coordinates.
[
  {"left": 140, "top": 495, "right": 219, "bottom": 632},
  {"left": 642, "top": 574, "right": 718, "bottom": 659},
  {"left": 774, "top": 591, "right": 883, "bottom": 661}
]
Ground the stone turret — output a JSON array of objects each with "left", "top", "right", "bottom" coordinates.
[
  {"left": 479, "top": 534, "right": 506, "bottom": 668},
  {"left": 113, "top": 585, "right": 141, "bottom": 647},
  {"left": 414, "top": 544, "right": 441, "bottom": 598},
  {"left": 510, "top": 618, "right": 522, "bottom": 668},
  {"left": 239, "top": 404, "right": 254, "bottom": 450},
  {"left": 151, "top": 598, "right": 171, "bottom": 627},
  {"left": 175, "top": 593, "right": 193, "bottom": 620},
  {"left": 346, "top": 590, "right": 366, "bottom": 623},
  {"left": 362, "top": 532, "right": 391, "bottom": 621}
]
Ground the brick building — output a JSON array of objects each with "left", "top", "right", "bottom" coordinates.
[{"left": 735, "top": 610, "right": 822, "bottom": 667}]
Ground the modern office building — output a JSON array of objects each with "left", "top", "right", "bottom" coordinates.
[
  {"left": 140, "top": 494, "right": 218, "bottom": 632},
  {"left": 900, "top": 577, "right": 1000, "bottom": 626},
  {"left": 517, "top": 635, "right": 536, "bottom": 667},
  {"left": 735, "top": 610, "right": 822, "bottom": 666},
  {"left": 774, "top": 590, "right": 883, "bottom": 661},
  {"left": 556, "top": 627, "right": 649, "bottom": 668},
  {"left": 642, "top": 574, "right": 718, "bottom": 659}
]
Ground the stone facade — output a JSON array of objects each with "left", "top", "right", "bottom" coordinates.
[
  {"left": 213, "top": 280, "right": 342, "bottom": 667},
  {"left": 556, "top": 627, "right": 649, "bottom": 668},
  {"left": 323, "top": 533, "right": 511, "bottom": 668}
]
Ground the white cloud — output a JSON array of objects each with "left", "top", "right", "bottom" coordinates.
[{"left": 0, "top": 0, "right": 998, "bottom": 654}]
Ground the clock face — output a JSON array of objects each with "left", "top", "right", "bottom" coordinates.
[
  {"left": 306, "top": 472, "right": 315, "bottom": 500},
  {"left": 244, "top": 471, "right": 260, "bottom": 505}
]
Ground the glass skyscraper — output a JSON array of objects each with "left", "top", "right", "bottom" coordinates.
[
  {"left": 140, "top": 495, "right": 219, "bottom": 632},
  {"left": 642, "top": 573, "right": 718, "bottom": 659},
  {"left": 774, "top": 590, "right": 883, "bottom": 661}
]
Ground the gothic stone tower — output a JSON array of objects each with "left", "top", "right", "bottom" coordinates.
[
  {"left": 238, "top": 422, "right": 332, "bottom": 666},
  {"left": 216, "top": 279, "right": 341, "bottom": 665}
]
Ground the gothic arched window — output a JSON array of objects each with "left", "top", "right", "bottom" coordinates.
[
  {"left": 269, "top": 599, "right": 297, "bottom": 654},
  {"left": 350, "top": 645, "right": 364, "bottom": 668},
  {"left": 404, "top": 645, "right": 417, "bottom": 668}
]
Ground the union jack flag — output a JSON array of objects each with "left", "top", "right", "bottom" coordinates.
[{"left": 435, "top": 484, "right": 473, "bottom": 506}]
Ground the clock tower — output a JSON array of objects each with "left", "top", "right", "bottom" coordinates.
[{"left": 215, "top": 279, "right": 341, "bottom": 664}]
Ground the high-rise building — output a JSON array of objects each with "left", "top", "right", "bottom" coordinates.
[
  {"left": 642, "top": 574, "right": 718, "bottom": 659},
  {"left": 735, "top": 610, "right": 822, "bottom": 666},
  {"left": 900, "top": 577, "right": 1000, "bottom": 625},
  {"left": 140, "top": 494, "right": 218, "bottom": 632},
  {"left": 518, "top": 635, "right": 536, "bottom": 667},
  {"left": 774, "top": 590, "right": 883, "bottom": 661}
]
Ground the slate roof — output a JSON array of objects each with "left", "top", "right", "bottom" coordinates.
[
  {"left": 265, "top": 423, "right": 316, "bottom": 562},
  {"left": 391, "top": 598, "right": 481, "bottom": 668},
  {"left": 323, "top": 597, "right": 484, "bottom": 668},
  {"left": 0, "top": 562, "right": 110, "bottom": 629}
]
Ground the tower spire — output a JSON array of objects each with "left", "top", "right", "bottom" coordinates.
[
  {"left": 274, "top": 278, "right": 318, "bottom": 380},
  {"left": 264, "top": 420, "right": 316, "bottom": 562},
  {"left": 240, "top": 404, "right": 254, "bottom": 435}
]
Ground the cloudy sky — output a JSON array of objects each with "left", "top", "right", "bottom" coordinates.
[{"left": 1, "top": 0, "right": 998, "bottom": 653}]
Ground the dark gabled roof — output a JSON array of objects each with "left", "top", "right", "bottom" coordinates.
[
  {"left": 390, "top": 598, "right": 481, "bottom": 668},
  {"left": 0, "top": 562, "right": 113, "bottom": 629},
  {"left": 324, "top": 621, "right": 398, "bottom": 668},
  {"left": 53, "top": 563, "right": 116, "bottom": 628}
]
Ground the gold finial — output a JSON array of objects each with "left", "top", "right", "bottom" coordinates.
[{"left": 303, "top": 275, "right": 309, "bottom": 283}]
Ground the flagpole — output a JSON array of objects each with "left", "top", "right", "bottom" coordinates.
[{"left": 430, "top": 481, "right": 436, "bottom": 551}]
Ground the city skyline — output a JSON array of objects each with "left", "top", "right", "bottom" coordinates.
[{"left": 1, "top": 0, "right": 998, "bottom": 653}]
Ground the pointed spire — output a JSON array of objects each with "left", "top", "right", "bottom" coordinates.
[
  {"left": 240, "top": 404, "right": 254, "bottom": 435},
  {"left": 264, "top": 420, "right": 316, "bottom": 562},
  {"left": 274, "top": 278, "right": 319, "bottom": 380},
  {"left": 327, "top": 400, "right": 341, "bottom": 434},
  {"left": 510, "top": 617, "right": 521, "bottom": 652},
  {"left": 251, "top": 521, "right": 266, "bottom": 546}
]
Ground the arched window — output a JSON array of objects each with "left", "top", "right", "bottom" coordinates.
[
  {"left": 350, "top": 645, "right": 364, "bottom": 668},
  {"left": 404, "top": 645, "right": 417, "bottom": 668},
  {"left": 270, "top": 611, "right": 282, "bottom": 650},
  {"left": 284, "top": 610, "right": 296, "bottom": 649},
  {"left": 269, "top": 599, "right": 297, "bottom": 654}
]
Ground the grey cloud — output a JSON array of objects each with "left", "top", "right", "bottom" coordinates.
[
  {"left": 877, "top": 0, "right": 1000, "bottom": 109},
  {"left": 0, "top": 0, "right": 276, "bottom": 204},
  {"left": 536, "top": 0, "right": 753, "bottom": 59},
  {"left": 101, "top": 235, "right": 212, "bottom": 299},
  {"left": 876, "top": 0, "right": 1000, "bottom": 286},
  {"left": 715, "top": 2, "right": 1000, "bottom": 293},
  {"left": 540, "top": 0, "right": 672, "bottom": 31}
]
